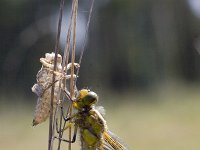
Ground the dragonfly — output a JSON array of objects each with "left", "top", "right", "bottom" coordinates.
[{"left": 55, "top": 89, "right": 130, "bottom": 150}]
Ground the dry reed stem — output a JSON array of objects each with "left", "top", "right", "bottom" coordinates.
[{"left": 32, "top": 0, "right": 95, "bottom": 149}]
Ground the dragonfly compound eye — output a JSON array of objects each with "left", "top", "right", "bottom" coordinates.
[
  {"left": 84, "top": 91, "right": 98, "bottom": 105},
  {"left": 74, "top": 89, "right": 98, "bottom": 109}
]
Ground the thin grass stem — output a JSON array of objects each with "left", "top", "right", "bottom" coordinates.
[{"left": 48, "top": 0, "right": 65, "bottom": 150}]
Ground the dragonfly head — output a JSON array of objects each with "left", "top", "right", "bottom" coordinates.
[{"left": 73, "top": 89, "right": 98, "bottom": 110}]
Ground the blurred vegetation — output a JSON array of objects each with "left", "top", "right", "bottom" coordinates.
[
  {"left": 1, "top": 0, "right": 200, "bottom": 150},
  {"left": 1, "top": 83, "right": 200, "bottom": 150},
  {"left": 1, "top": 0, "right": 200, "bottom": 93}
]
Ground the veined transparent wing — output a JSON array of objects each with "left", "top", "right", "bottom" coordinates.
[{"left": 102, "top": 130, "right": 131, "bottom": 150}]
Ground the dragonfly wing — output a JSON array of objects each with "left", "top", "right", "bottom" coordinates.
[
  {"left": 102, "top": 130, "right": 131, "bottom": 150},
  {"left": 102, "top": 140, "right": 115, "bottom": 150},
  {"left": 95, "top": 106, "right": 106, "bottom": 116}
]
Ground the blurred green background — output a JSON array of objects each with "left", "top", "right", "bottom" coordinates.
[{"left": 1, "top": 0, "right": 200, "bottom": 149}]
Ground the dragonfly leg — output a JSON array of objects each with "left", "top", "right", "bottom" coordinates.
[
  {"left": 54, "top": 125, "right": 78, "bottom": 143},
  {"left": 55, "top": 118, "right": 60, "bottom": 133},
  {"left": 61, "top": 106, "right": 71, "bottom": 121}
]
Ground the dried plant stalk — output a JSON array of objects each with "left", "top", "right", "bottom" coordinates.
[{"left": 31, "top": 0, "right": 95, "bottom": 149}]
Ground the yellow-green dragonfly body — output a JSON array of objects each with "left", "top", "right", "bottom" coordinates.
[{"left": 59, "top": 89, "right": 130, "bottom": 150}]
